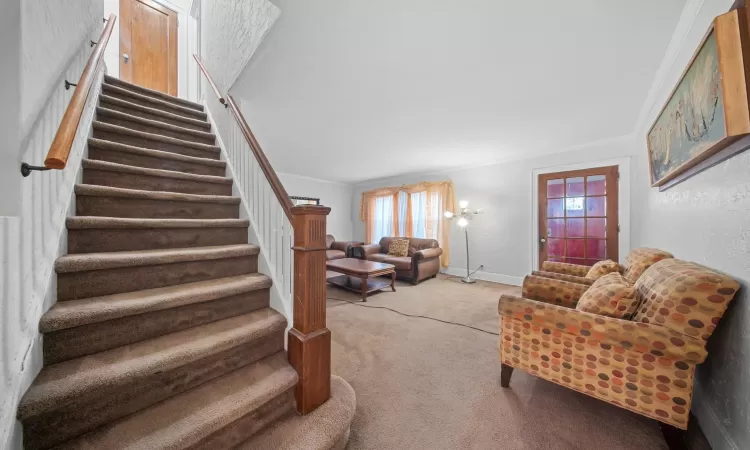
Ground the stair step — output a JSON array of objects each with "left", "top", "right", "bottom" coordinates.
[
  {"left": 102, "top": 82, "right": 206, "bottom": 120},
  {"left": 19, "top": 311, "right": 288, "bottom": 450},
  {"left": 104, "top": 75, "right": 205, "bottom": 111},
  {"left": 56, "top": 243, "right": 259, "bottom": 300},
  {"left": 67, "top": 216, "right": 249, "bottom": 253},
  {"left": 100, "top": 93, "right": 212, "bottom": 132},
  {"left": 237, "top": 375, "right": 356, "bottom": 450},
  {"left": 53, "top": 353, "right": 297, "bottom": 450},
  {"left": 42, "top": 273, "right": 271, "bottom": 363},
  {"left": 93, "top": 121, "right": 221, "bottom": 160},
  {"left": 75, "top": 184, "right": 240, "bottom": 219},
  {"left": 82, "top": 159, "right": 233, "bottom": 196},
  {"left": 88, "top": 138, "right": 226, "bottom": 177},
  {"left": 97, "top": 107, "right": 216, "bottom": 145}
]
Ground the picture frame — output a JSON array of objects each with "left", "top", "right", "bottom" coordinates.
[
  {"left": 647, "top": 8, "right": 750, "bottom": 190},
  {"left": 290, "top": 196, "right": 320, "bottom": 206}
]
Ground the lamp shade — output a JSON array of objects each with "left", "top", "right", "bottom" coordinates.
[
  {"left": 457, "top": 217, "right": 469, "bottom": 227},
  {"left": 459, "top": 200, "right": 469, "bottom": 209},
  {"left": 444, "top": 211, "right": 454, "bottom": 218}
]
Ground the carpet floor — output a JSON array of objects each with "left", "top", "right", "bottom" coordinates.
[{"left": 326, "top": 274, "right": 669, "bottom": 450}]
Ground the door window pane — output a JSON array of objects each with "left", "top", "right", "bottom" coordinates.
[
  {"left": 586, "top": 239, "right": 607, "bottom": 259},
  {"left": 567, "top": 258, "right": 587, "bottom": 266},
  {"left": 548, "top": 238, "right": 564, "bottom": 257},
  {"left": 587, "top": 175, "right": 606, "bottom": 195},
  {"left": 565, "top": 197, "right": 585, "bottom": 217},
  {"left": 547, "top": 179, "right": 564, "bottom": 198},
  {"left": 566, "top": 219, "right": 584, "bottom": 238},
  {"left": 566, "top": 177, "right": 585, "bottom": 197},
  {"left": 548, "top": 199, "right": 564, "bottom": 218},
  {"left": 587, "top": 218, "right": 606, "bottom": 238},
  {"left": 567, "top": 239, "right": 585, "bottom": 258},
  {"left": 547, "top": 219, "right": 565, "bottom": 237},
  {"left": 585, "top": 259, "right": 603, "bottom": 266},
  {"left": 586, "top": 197, "right": 606, "bottom": 216}
]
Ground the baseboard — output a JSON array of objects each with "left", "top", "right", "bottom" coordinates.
[{"left": 443, "top": 268, "right": 523, "bottom": 286}]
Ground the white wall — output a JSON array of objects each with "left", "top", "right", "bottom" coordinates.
[
  {"left": 634, "top": 1, "right": 749, "bottom": 449},
  {"left": 103, "top": 0, "right": 200, "bottom": 101},
  {"left": 279, "top": 173, "right": 354, "bottom": 240},
  {"left": 352, "top": 136, "right": 640, "bottom": 285},
  {"left": 0, "top": 0, "right": 21, "bottom": 218}
]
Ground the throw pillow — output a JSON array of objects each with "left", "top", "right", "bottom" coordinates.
[
  {"left": 576, "top": 273, "right": 639, "bottom": 319},
  {"left": 387, "top": 238, "right": 410, "bottom": 257},
  {"left": 585, "top": 259, "right": 621, "bottom": 280}
]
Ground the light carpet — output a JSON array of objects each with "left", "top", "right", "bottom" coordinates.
[{"left": 326, "top": 274, "right": 668, "bottom": 450}]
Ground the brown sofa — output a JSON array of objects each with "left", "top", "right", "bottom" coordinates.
[
  {"left": 352, "top": 237, "right": 443, "bottom": 284},
  {"left": 325, "top": 235, "right": 361, "bottom": 261}
]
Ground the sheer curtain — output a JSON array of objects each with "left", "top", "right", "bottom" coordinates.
[
  {"left": 372, "top": 195, "right": 394, "bottom": 244},
  {"left": 360, "top": 181, "right": 455, "bottom": 267}
]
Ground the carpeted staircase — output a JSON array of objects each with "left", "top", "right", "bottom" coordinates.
[{"left": 17, "top": 75, "right": 354, "bottom": 450}]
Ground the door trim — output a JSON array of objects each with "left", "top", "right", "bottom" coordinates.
[{"left": 530, "top": 157, "right": 631, "bottom": 273}]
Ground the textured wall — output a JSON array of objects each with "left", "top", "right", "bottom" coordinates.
[
  {"left": 200, "top": 0, "right": 280, "bottom": 93},
  {"left": 1, "top": 39, "right": 105, "bottom": 450},
  {"left": 21, "top": 0, "right": 101, "bottom": 139}
]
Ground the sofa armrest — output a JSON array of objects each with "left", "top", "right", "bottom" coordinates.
[
  {"left": 521, "top": 275, "right": 588, "bottom": 308},
  {"left": 414, "top": 247, "right": 443, "bottom": 261},
  {"left": 498, "top": 295, "right": 707, "bottom": 363},
  {"left": 354, "top": 244, "right": 381, "bottom": 258},
  {"left": 531, "top": 270, "right": 594, "bottom": 286},
  {"left": 330, "top": 241, "right": 363, "bottom": 253},
  {"left": 540, "top": 261, "right": 589, "bottom": 277}
]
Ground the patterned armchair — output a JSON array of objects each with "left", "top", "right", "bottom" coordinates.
[
  {"left": 498, "top": 259, "right": 739, "bottom": 431},
  {"left": 532, "top": 247, "right": 674, "bottom": 286}
]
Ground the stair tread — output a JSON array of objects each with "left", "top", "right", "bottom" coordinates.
[
  {"left": 55, "top": 244, "right": 259, "bottom": 273},
  {"left": 97, "top": 107, "right": 216, "bottom": 141},
  {"left": 41, "top": 273, "right": 271, "bottom": 332},
  {"left": 18, "top": 309, "right": 287, "bottom": 420},
  {"left": 238, "top": 375, "right": 356, "bottom": 450},
  {"left": 104, "top": 75, "right": 205, "bottom": 111},
  {"left": 82, "top": 159, "right": 232, "bottom": 184},
  {"left": 93, "top": 121, "right": 220, "bottom": 154},
  {"left": 74, "top": 184, "right": 241, "bottom": 203},
  {"left": 66, "top": 216, "right": 248, "bottom": 229},
  {"left": 102, "top": 83, "right": 206, "bottom": 119},
  {"left": 88, "top": 138, "right": 225, "bottom": 167},
  {"left": 99, "top": 94, "right": 211, "bottom": 130},
  {"left": 56, "top": 353, "right": 297, "bottom": 450}
]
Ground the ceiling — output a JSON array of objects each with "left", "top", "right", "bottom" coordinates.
[{"left": 233, "top": 0, "right": 686, "bottom": 183}]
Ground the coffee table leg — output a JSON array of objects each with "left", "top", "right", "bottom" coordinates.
[
  {"left": 360, "top": 276, "right": 368, "bottom": 302},
  {"left": 391, "top": 272, "right": 396, "bottom": 292}
]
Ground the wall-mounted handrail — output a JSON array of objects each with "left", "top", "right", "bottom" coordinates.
[
  {"left": 43, "top": 14, "right": 117, "bottom": 171},
  {"left": 193, "top": 54, "right": 226, "bottom": 106},
  {"left": 225, "top": 95, "right": 294, "bottom": 221}
]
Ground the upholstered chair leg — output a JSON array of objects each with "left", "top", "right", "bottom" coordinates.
[
  {"left": 659, "top": 422, "right": 687, "bottom": 450},
  {"left": 500, "top": 364, "right": 514, "bottom": 387}
]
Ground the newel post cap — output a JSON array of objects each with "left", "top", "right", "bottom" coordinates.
[{"left": 290, "top": 205, "right": 331, "bottom": 216}]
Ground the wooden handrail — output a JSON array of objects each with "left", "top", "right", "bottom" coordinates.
[
  {"left": 225, "top": 95, "right": 294, "bottom": 221},
  {"left": 44, "top": 14, "right": 117, "bottom": 169},
  {"left": 193, "top": 54, "right": 226, "bottom": 105}
]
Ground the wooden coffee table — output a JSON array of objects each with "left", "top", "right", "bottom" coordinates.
[{"left": 326, "top": 258, "right": 396, "bottom": 301}]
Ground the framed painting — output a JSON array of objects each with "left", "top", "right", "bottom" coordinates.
[
  {"left": 647, "top": 8, "right": 750, "bottom": 189},
  {"left": 290, "top": 196, "right": 320, "bottom": 206}
]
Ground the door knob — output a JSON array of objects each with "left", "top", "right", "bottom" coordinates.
[
  {"left": 123, "top": 53, "right": 129, "bottom": 63},
  {"left": 540, "top": 238, "right": 546, "bottom": 243}
]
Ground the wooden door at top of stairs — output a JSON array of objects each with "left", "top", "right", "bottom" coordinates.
[
  {"left": 120, "top": 0, "right": 177, "bottom": 96},
  {"left": 538, "top": 165, "right": 619, "bottom": 269}
]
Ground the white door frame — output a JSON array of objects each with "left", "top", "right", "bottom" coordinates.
[{"left": 530, "top": 157, "right": 631, "bottom": 273}]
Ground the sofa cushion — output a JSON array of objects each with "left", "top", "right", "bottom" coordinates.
[
  {"left": 384, "top": 256, "right": 412, "bottom": 271},
  {"left": 633, "top": 259, "right": 740, "bottom": 340},
  {"left": 622, "top": 248, "right": 673, "bottom": 284},
  {"left": 576, "top": 273, "right": 639, "bottom": 318},
  {"left": 585, "top": 260, "right": 621, "bottom": 280},
  {"left": 387, "top": 238, "right": 410, "bottom": 257},
  {"left": 326, "top": 249, "right": 346, "bottom": 260}
]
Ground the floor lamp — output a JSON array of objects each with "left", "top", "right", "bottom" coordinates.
[{"left": 444, "top": 200, "right": 482, "bottom": 284}]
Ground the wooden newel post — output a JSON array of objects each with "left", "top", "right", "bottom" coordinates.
[{"left": 288, "top": 204, "right": 332, "bottom": 415}]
